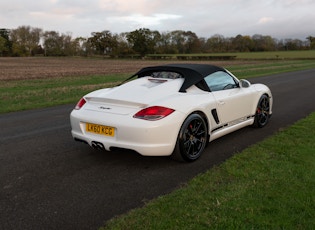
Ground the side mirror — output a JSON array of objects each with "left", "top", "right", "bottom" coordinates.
[{"left": 240, "top": 79, "right": 251, "bottom": 88}]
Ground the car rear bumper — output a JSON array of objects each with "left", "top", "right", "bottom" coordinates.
[{"left": 70, "top": 109, "right": 185, "bottom": 156}]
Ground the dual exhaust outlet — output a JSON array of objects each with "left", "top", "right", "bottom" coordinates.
[
  {"left": 74, "top": 138, "right": 106, "bottom": 151},
  {"left": 91, "top": 141, "right": 105, "bottom": 150}
]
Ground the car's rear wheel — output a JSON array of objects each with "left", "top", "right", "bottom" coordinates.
[
  {"left": 172, "top": 113, "right": 207, "bottom": 162},
  {"left": 253, "top": 94, "right": 270, "bottom": 128}
]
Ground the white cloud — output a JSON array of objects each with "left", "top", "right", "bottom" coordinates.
[
  {"left": 1, "top": 0, "right": 315, "bottom": 39},
  {"left": 99, "top": 0, "right": 157, "bottom": 15},
  {"left": 108, "top": 13, "right": 181, "bottom": 27},
  {"left": 104, "top": 13, "right": 182, "bottom": 34},
  {"left": 258, "top": 17, "right": 275, "bottom": 25}
]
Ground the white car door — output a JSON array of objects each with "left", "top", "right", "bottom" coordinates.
[{"left": 205, "top": 71, "right": 255, "bottom": 125}]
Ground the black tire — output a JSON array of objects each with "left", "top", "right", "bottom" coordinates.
[
  {"left": 172, "top": 114, "right": 208, "bottom": 162},
  {"left": 253, "top": 94, "right": 270, "bottom": 128}
]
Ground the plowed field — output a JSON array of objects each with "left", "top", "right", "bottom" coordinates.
[{"left": 0, "top": 57, "right": 245, "bottom": 80}]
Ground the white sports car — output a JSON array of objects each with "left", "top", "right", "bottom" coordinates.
[{"left": 70, "top": 64, "right": 272, "bottom": 162}]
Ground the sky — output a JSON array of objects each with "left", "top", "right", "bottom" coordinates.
[{"left": 1, "top": 0, "right": 314, "bottom": 40}]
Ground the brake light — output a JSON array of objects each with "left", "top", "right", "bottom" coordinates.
[
  {"left": 133, "top": 106, "right": 175, "bottom": 121},
  {"left": 75, "top": 98, "right": 86, "bottom": 110}
]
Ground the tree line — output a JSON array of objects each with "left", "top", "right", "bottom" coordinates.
[{"left": 1, "top": 26, "right": 315, "bottom": 57}]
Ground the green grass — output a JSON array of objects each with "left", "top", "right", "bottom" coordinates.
[
  {"left": 149, "top": 50, "right": 315, "bottom": 60},
  {"left": 226, "top": 60, "right": 315, "bottom": 78},
  {"left": 2, "top": 60, "right": 315, "bottom": 114},
  {"left": 232, "top": 50, "right": 315, "bottom": 59},
  {"left": 0, "top": 74, "right": 129, "bottom": 113},
  {"left": 101, "top": 112, "right": 315, "bottom": 229}
]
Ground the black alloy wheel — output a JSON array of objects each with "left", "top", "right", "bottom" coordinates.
[
  {"left": 172, "top": 113, "right": 208, "bottom": 162},
  {"left": 253, "top": 94, "right": 270, "bottom": 128}
]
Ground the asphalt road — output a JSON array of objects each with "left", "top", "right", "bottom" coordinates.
[{"left": 1, "top": 69, "right": 315, "bottom": 230}]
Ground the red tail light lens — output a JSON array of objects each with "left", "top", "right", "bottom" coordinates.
[
  {"left": 134, "top": 106, "right": 175, "bottom": 121},
  {"left": 75, "top": 98, "right": 86, "bottom": 110}
]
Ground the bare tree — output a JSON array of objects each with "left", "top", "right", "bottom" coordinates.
[{"left": 10, "top": 26, "right": 42, "bottom": 56}]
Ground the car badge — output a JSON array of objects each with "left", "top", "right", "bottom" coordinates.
[{"left": 99, "top": 106, "right": 111, "bottom": 110}]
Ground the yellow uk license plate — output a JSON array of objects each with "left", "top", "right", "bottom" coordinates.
[{"left": 86, "top": 123, "right": 115, "bottom": 137}]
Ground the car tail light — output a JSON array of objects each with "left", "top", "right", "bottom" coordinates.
[
  {"left": 75, "top": 98, "right": 86, "bottom": 110},
  {"left": 133, "top": 106, "right": 175, "bottom": 121}
]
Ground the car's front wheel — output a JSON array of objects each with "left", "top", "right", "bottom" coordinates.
[
  {"left": 172, "top": 113, "right": 208, "bottom": 162},
  {"left": 253, "top": 94, "right": 270, "bottom": 128}
]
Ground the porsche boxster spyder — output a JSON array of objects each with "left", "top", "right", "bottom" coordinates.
[{"left": 70, "top": 64, "right": 272, "bottom": 162}]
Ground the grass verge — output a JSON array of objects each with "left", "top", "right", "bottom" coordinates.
[
  {"left": 149, "top": 50, "right": 315, "bottom": 60},
  {"left": 101, "top": 112, "right": 315, "bottom": 229},
  {"left": 226, "top": 60, "right": 315, "bottom": 78},
  {"left": 1, "top": 60, "right": 315, "bottom": 114},
  {"left": 0, "top": 74, "right": 129, "bottom": 113}
]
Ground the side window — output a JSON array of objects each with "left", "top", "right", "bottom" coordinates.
[{"left": 204, "top": 71, "right": 238, "bottom": 92}]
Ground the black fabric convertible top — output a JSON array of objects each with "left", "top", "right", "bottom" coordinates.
[{"left": 133, "top": 63, "right": 226, "bottom": 92}]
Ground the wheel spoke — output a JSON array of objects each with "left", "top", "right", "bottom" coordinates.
[
  {"left": 185, "top": 141, "right": 192, "bottom": 154},
  {"left": 190, "top": 143, "right": 196, "bottom": 156},
  {"left": 193, "top": 122, "right": 202, "bottom": 134},
  {"left": 259, "top": 113, "right": 267, "bottom": 123}
]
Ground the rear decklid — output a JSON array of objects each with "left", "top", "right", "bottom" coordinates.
[{"left": 83, "top": 77, "right": 184, "bottom": 115}]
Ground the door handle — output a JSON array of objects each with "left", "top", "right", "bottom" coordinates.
[{"left": 218, "top": 100, "right": 225, "bottom": 105}]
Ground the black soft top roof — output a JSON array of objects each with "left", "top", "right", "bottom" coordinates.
[{"left": 133, "top": 63, "right": 226, "bottom": 92}]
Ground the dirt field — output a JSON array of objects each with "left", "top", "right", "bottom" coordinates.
[{"left": 0, "top": 57, "right": 246, "bottom": 80}]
